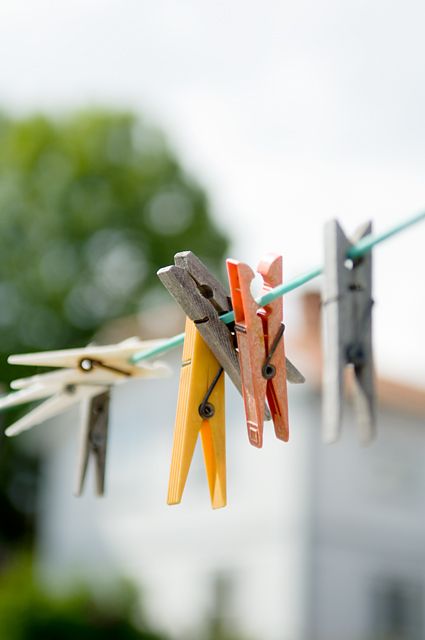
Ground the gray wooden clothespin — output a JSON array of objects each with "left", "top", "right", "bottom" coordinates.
[
  {"left": 75, "top": 391, "right": 110, "bottom": 496},
  {"left": 158, "top": 251, "right": 242, "bottom": 393},
  {"left": 322, "top": 219, "right": 375, "bottom": 444},
  {"left": 157, "top": 251, "right": 304, "bottom": 395}
]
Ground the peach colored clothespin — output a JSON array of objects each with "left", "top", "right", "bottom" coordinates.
[{"left": 226, "top": 254, "right": 291, "bottom": 448}]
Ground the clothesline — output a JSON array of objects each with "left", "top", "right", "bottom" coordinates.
[{"left": 131, "top": 209, "right": 425, "bottom": 364}]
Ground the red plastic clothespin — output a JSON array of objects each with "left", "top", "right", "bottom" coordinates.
[{"left": 226, "top": 254, "right": 289, "bottom": 448}]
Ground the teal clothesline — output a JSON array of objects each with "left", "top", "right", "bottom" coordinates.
[{"left": 131, "top": 210, "right": 425, "bottom": 364}]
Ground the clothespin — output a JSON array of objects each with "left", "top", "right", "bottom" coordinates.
[
  {"left": 226, "top": 254, "right": 291, "bottom": 448},
  {"left": 76, "top": 391, "right": 110, "bottom": 496},
  {"left": 1, "top": 338, "right": 170, "bottom": 495},
  {"left": 0, "top": 369, "right": 109, "bottom": 437},
  {"left": 158, "top": 251, "right": 242, "bottom": 394},
  {"left": 168, "top": 318, "right": 226, "bottom": 509},
  {"left": 322, "top": 220, "right": 375, "bottom": 443},
  {"left": 157, "top": 252, "right": 304, "bottom": 397},
  {"left": 7, "top": 337, "right": 168, "bottom": 380}
]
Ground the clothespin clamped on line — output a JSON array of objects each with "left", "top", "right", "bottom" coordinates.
[
  {"left": 158, "top": 253, "right": 233, "bottom": 507},
  {"left": 159, "top": 252, "right": 303, "bottom": 506},
  {"left": 168, "top": 319, "right": 226, "bottom": 509},
  {"left": 227, "top": 254, "right": 295, "bottom": 448},
  {"left": 158, "top": 251, "right": 242, "bottom": 394},
  {"left": 322, "top": 220, "right": 375, "bottom": 444},
  {"left": 1, "top": 338, "right": 170, "bottom": 495}
]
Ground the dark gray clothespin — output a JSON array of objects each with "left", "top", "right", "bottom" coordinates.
[
  {"left": 157, "top": 251, "right": 304, "bottom": 394},
  {"left": 322, "top": 220, "right": 375, "bottom": 444},
  {"left": 75, "top": 390, "right": 110, "bottom": 496}
]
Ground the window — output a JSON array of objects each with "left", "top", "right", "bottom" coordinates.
[{"left": 372, "top": 578, "right": 423, "bottom": 640}]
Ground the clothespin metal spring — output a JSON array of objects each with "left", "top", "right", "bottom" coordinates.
[{"left": 198, "top": 366, "right": 224, "bottom": 419}]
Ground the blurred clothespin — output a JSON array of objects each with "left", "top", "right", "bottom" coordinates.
[
  {"left": 8, "top": 337, "right": 168, "bottom": 380},
  {"left": 1, "top": 338, "right": 170, "bottom": 495},
  {"left": 322, "top": 220, "right": 375, "bottom": 444},
  {"left": 226, "top": 254, "right": 296, "bottom": 448},
  {"left": 0, "top": 368, "right": 112, "bottom": 495},
  {"left": 157, "top": 251, "right": 304, "bottom": 397},
  {"left": 168, "top": 318, "right": 226, "bottom": 509},
  {"left": 76, "top": 391, "right": 110, "bottom": 496}
]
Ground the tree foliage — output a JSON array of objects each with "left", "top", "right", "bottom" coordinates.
[
  {"left": 0, "top": 110, "right": 228, "bottom": 354},
  {"left": 0, "top": 556, "right": 168, "bottom": 640}
]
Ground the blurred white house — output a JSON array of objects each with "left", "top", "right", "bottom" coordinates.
[{"left": 19, "top": 293, "right": 425, "bottom": 640}]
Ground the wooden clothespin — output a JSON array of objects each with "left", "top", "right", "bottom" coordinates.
[
  {"left": 226, "top": 254, "right": 292, "bottom": 448},
  {"left": 168, "top": 318, "right": 226, "bottom": 509},
  {"left": 0, "top": 369, "right": 111, "bottom": 495},
  {"left": 157, "top": 251, "right": 304, "bottom": 397},
  {"left": 76, "top": 391, "right": 110, "bottom": 496},
  {"left": 2, "top": 338, "right": 170, "bottom": 495},
  {"left": 7, "top": 337, "right": 169, "bottom": 380},
  {"left": 158, "top": 251, "right": 242, "bottom": 393},
  {"left": 322, "top": 219, "right": 375, "bottom": 443}
]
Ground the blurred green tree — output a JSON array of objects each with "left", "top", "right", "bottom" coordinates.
[
  {"left": 0, "top": 110, "right": 229, "bottom": 552},
  {"left": 0, "top": 555, "right": 168, "bottom": 639}
]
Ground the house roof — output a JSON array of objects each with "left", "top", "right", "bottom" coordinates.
[{"left": 293, "top": 292, "right": 425, "bottom": 418}]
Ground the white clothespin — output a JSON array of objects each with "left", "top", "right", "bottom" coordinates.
[
  {"left": 8, "top": 337, "right": 168, "bottom": 380},
  {"left": 1, "top": 338, "right": 170, "bottom": 495},
  {"left": 1, "top": 369, "right": 108, "bottom": 437}
]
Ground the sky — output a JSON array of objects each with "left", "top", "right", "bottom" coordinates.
[{"left": 0, "top": 0, "right": 424, "bottom": 384}]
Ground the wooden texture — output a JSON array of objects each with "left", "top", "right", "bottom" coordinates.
[
  {"left": 167, "top": 318, "right": 226, "bottom": 509},
  {"left": 227, "top": 254, "right": 289, "bottom": 448},
  {"left": 75, "top": 390, "right": 110, "bottom": 496},
  {"left": 322, "top": 220, "right": 375, "bottom": 443},
  {"left": 158, "top": 251, "right": 242, "bottom": 394}
]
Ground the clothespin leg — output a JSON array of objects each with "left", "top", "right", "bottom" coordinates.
[
  {"left": 92, "top": 392, "right": 110, "bottom": 495},
  {"left": 226, "top": 260, "right": 267, "bottom": 447},
  {"left": 5, "top": 391, "right": 87, "bottom": 438},
  {"left": 322, "top": 220, "right": 347, "bottom": 443},
  {"left": 353, "top": 360, "right": 376, "bottom": 444},
  {"left": 75, "top": 391, "right": 110, "bottom": 497},
  {"left": 74, "top": 397, "right": 92, "bottom": 496},
  {"left": 322, "top": 288, "right": 344, "bottom": 443},
  {"left": 351, "top": 221, "right": 376, "bottom": 443},
  {"left": 266, "top": 372, "right": 289, "bottom": 441},
  {"left": 167, "top": 319, "right": 226, "bottom": 508},
  {"left": 200, "top": 369, "right": 226, "bottom": 508},
  {"left": 257, "top": 254, "right": 289, "bottom": 442}
]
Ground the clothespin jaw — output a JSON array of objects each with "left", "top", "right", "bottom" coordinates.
[
  {"left": 168, "top": 318, "right": 226, "bottom": 509},
  {"left": 8, "top": 338, "right": 171, "bottom": 380},
  {"left": 322, "top": 219, "right": 375, "bottom": 444},
  {"left": 158, "top": 252, "right": 242, "bottom": 395},
  {"left": 226, "top": 254, "right": 289, "bottom": 448},
  {"left": 75, "top": 391, "right": 110, "bottom": 496}
]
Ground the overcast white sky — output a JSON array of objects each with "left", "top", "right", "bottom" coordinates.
[{"left": 0, "top": 0, "right": 424, "bottom": 384}]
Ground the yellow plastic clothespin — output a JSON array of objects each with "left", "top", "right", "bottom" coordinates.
[{"left": 168, "top": 318, "right": 226, "bottom": 509}]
